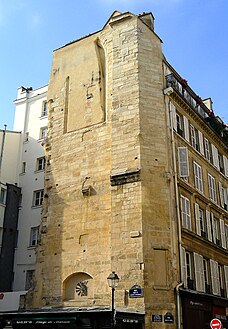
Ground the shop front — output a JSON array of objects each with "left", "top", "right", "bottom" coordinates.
[
  {"left": 0, "top": 308, "right": 145, "bottom": 329},
  {"left": 181, "top": 290, "right": 228, "bottom": 329}
]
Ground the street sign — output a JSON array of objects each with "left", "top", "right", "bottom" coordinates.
[
  {"left": 210, "top": 318, "right": 222, "bottom": 329},
  {"left": 129, "top": 285, "right": 143, "bottom": 298}
]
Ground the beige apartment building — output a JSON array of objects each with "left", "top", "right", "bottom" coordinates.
[{"left": 1, "top": 10, "right": 227, "bottom": 329}]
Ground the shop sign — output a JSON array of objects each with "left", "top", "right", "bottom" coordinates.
[
  {"left": 164, "top": 312, "right": 174, "bottom": 323},
  {"left": 129, "top": 285, "right": 143, "bottom": 298},
  {"left": 123, "top": 319, "right": 139, "bottom": 323},
  {"left": 13, "top": 318, "right": 77, "bottom": 325},
  {"left": 152, "top": 314, "right": 162, "bottom": 322}
]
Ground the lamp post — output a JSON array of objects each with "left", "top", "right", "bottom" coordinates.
[{"left": 107, "top": 271, "right": 119, "bottom": 329}]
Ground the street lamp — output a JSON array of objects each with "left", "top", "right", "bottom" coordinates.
[{"left": 107, "top": 271, "right": 119, "bottom": 329}]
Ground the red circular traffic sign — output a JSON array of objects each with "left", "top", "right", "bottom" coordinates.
[{"left": 210, "top": 318, "right": 222, "bottom": 329}]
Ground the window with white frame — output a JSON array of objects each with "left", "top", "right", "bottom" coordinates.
[
  {"left": 194, "top": 203, "right": 206, "bottom": 237},
  {"left": 218, "top": 265, "right": 225, "bottom": 297},
  {"left": 218, "top": 153, "right": 225, "bottom": 175},
  {"left": 210, "top": 259, "right": 220, "bottom": 296},
  {"left": 25, "top": 270, "right": 35, "bottom": 290},
  {"left": 30, "top": 227, "right": 39, "bottom": 246},
  {"left": 39, "top": 127, "right": 47, "bottom": 140},
  {"left": 181, "top": 195, "right": 191, "bottom": 230},
  {"left": 21, "top": 162, "right": 26, "bottom": 174},
  {"left": 219, "top": 182, "right": 227, "bottom": 210},
  {"left": 36, "top": 157, "right": 46, "bottom": 171},
  {"left": 33, "top": 190, "right": 44, "bottom": 207},
  {"left": 193, "top": 162, "right": 203, "bottom": 192},
  {"left": 190, "top": 124, "right": 199, "bottom": 151},
  {"left": 225, "top": 224, "right": 228, "bottom": 249},
  {"left": 41, "top": 101, "right": 48, "bottom": 117},
  {"left": 211, "top": 215, "right": 220, "bottom": 246},
  {"left": 204, "top": 138, "right": 211, "bottom": 162},
  {"left": 203, "top": 258, "right": 211, "bottom": 293},
  {"left": 178, "top": 147, "right": 189, "bottom": 178},
  {"left": 208, "top": 173, "right": 217, "bottom": 203},
  {"left": 194, "top": 252, "right": 205, "bottom": 292},
  {"left": 0, "top": 188, "right": 6, "bottom": 204}
]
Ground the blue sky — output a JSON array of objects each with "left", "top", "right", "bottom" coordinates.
[{"left": 0, "top": 0, "right": 227, "bottom": 130}]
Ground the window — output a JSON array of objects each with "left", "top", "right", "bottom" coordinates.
[
  {"left": 33, "top": 190, "right": 44, "bottom": 207},
  {"left": 208, "top": 173, "right": 217, "bottom": 203},
  {"left": 219, "top": 182, "right": 227, "bottom": 210},
  {"left": 203, "top": 258, "right": 211, "bottom": 293},
  {"left": 204, "top": 138, "right": 211, "bottom": 162},
  {"left": 25, "top": 270, "right": 35, "bottom": 290},
  {"left": 186, "top": 251, "right": 195, "bottom": 289},
  {"left": 41, "top": 101, "right": 48, "bottom": 117},
  {"left": 210, "top": 259, "right": 220, "bottom": 295},
  {"left": 225, "top": 224, "right": 228, "bottom": 249},
  {"left": 24, "top": 132, "right": 29, "bottom": 142},
  {"left": 218, "top": 265, "right": 225, "bottom": 297},
  {"left": 193, "top": 162, "right": 203, "bottom": 192},
  {"left": 176, "top": 112, "right": 184, "bottom": 137},
  {"left": 39, "top": 127, "right": 47, "bottom": 140},
  {"left": 211, "top": 144, "right": 219, "bottom": 170},
  {"left": 181, "top": 195, "right": 191, "bottom": 230},
  {"left": 36, "top": 157, "right": 46, "bottom": 171},
  {"left": 178, "top": 147, "right": 189, "bottom": 178},
  {"left": 0, "top": 188, "right": 6, "bottom": 204},
  {"left": 21, "top": 162, "right": 26, "bottom": 174},
  {"left": 218, "top": 153, "right": 225, "bottom": 174},
  {"left": 30, "top": 227, "right": 39, "bottom": 246},
  {"left": 194, "top": 203, "right": 206, "bottom": 237},
  {"left": 211, "top": 214, "right": 220, "bottom": 246},
  {"left": 190, "top": 124, "right": 199, "bottom": 151},
  {"left": 194, "top": 252, "right": 205, "bottom": 292}
]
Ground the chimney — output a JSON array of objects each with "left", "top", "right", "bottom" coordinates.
[{"left": 138, "top": 12, "right": 155, "bottom": 31}]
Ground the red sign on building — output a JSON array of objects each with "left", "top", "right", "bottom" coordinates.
[{"left": 210, "top": 318, "right": 222, "bottom": 329}]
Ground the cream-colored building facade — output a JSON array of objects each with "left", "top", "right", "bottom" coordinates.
[{"left": 1, "top": 10, "right": 227, "bottom": 329}]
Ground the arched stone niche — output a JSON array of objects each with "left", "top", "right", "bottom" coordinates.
[{"left": 63, "top": 272, "right": 94, "bottom": 301}]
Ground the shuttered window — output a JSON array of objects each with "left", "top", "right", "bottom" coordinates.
[
  {"left": 178, "top": 147, "right": 189, "bottom": 178},
  {"left": 211, "top": 144, "right": 219, "bottom": 170},
  {"left": 223, "top": 155, "right": 228, "bottom": 177},
  {"left": 204, "top": 138, "right": 211, "bottom": 161},
  {"left": 193, "top": 162, "right": 203, "bottom": 192},
  {"left": 224, "top": 265, "right": 228, "bottom": 298},
  {"left": 206, "top": 210, "right": 212, "bottom": 242},
  {"left": 198, "top": 131, "right": 205, "bottom": 156},
  {"left": 183, "top": 116, "right": 189, "bottom": 142},
  {"left": 181, "top": 195, "right": 191, "bottom": 230},
  {"left": 220, "top": 219, "right": 226, "bottom": 249},
  {"left": 194, "top": 252, "right": 205, "bottom": 292},
  {"left": 208, "top": 173, "right": 217, "bottom": 203},
  {"left": 181, "top": 247, "right": 187, "bottom": 288},
  {"left": 210, "top": 259, "right": 220, "bottom": 296}
]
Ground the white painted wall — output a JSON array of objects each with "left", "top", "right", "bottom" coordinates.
[{"left": 12, "top": 85, "right": 48, "bottom": 292}]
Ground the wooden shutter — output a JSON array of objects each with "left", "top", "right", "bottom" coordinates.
[
  {"left": 194, "top": 253, "right": 205, "bottom": 292},
  {"left": 224, "top": 266, "right": 228, "bottom": 298},
  {"left": 198, "top": 131, "right": 205, "bottom": 156},
  {"left": 223, "top": 155, "right": 228, "bottom": 177},
  {"left": 210, "top": 259, "right": 220, "bottom": 295},
  {"left": 181, "top": 247, "right": 187, "bottom": 288},
  {"left": 178, "top": 147, "right": 189, "bottom": 178},
  {"left": 194, "top": 203, "right": 201, "bottom": 236},
  {"left": 211, "top": 144, "right": 219, "bottom": 169},
  {"left": 183, "top": 116, "right": 189, "bottom": 142},
  {"left": 220, "top": 218, "right": 226, "bottom": 249},
  {"left": 170, "top": 102, "right": 177, "bottom": 131},
  {"left": 206, "top": 210, "right": 212, "bottom": 242},
  {"left": 211, "top": 212, "right": 216, "bottom": 244},
  {"left": 219, "top": 182, "right": 224, "bottom": 208}
]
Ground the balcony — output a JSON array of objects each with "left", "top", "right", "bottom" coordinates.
[{"left": 165, "top": 74, "right": 228, "bottom": 146}]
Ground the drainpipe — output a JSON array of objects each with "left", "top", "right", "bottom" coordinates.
[
  {"left": 0, "top": 124, "right": 7, "bottom": 176},
  {"left": 164, "top": 87, "right": 183, "bottom": 329}
]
